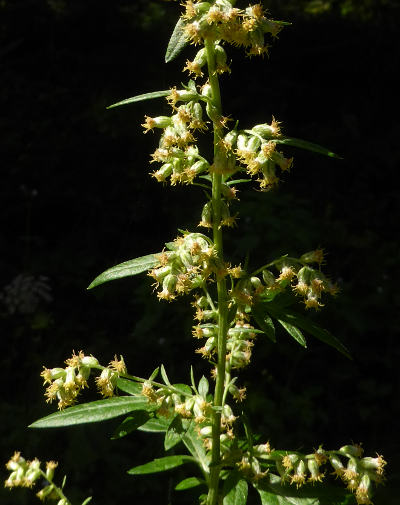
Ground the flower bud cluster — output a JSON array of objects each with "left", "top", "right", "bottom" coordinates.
[
  {"left": 41, "top": 351, "right": 126, "bottom": 409},
  {"left": 148, "top": 233, "right": 219, "bottom": 301},
  {"left": 4, "top": 452, "right": 65, "bottom": 504},
  {"left": 199, "top": 199, "right": 237, "bottom": 229},
  {"left": 144, "top": 88, "right": 210, "bottom": 185},
  {"left": 223, "top": 121, "right": 293, "bottom": 191},
  {"left": 181, "top": 1, "right": 286, "bottom": 57},
  {"left": 273, "top": 445, "right": 386, "bottom": 505}
]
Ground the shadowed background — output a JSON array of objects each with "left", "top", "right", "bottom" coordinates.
[{"left": 1, "top": 0, "right": 399, "bottom": 503}]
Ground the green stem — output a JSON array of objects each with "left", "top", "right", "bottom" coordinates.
[
  {"left": 38, "top": 469, "right": 71, "bottom": 504},
  {"left": 204, "top": 37, "right": 229, "bottom": 505}
]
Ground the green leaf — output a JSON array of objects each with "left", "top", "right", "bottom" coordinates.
[
  {"left": 274, "top": 136, "right": 342, "bottom": 159},
  {"left": 252, "top": 304, "right": 276, "bottom": 342},
  {"left": 161, "top": 364, "right": 171, "bottom": 385},
  {"left": 128, "top": 455, "right": 194, "bottom": 475},
  {"left": 165, "top": 17, "right": 189, "bottom": 63},
  {"left": 116, "top": 377, "right": 143, "bottom": 395},
  {"left": 172, "top": 383, "right": 192, "bottom": 396},
  {"left": 87, "top": 253, "right": 161, "bottom": 289},
  {"left": 107, "top": 90, "right": 171, "bottom": 109},
  {"left": 138, "top": 415, "right": 170, "bottom": 433},
  {"left": 111, "top": 411, "right": 151, "bottom": 439},
  {"left": 182, "top": 423, "right": 210, "bottom": 474},
  {"left": 29, "top": 397, "right": 154, "bottom": 428},
  {"left": 223, "top": 475, "right": 248, "bottom": 505},
  {"left": 175, "top": 476, "right": 205, "bottom": 491},
  {"left": 81, "top": 497, "right": 92, "bottom": 505},
  {"left": 277, "top": 319, "right": 307, "bottom": 348},
  {"left": 164, "top": 415, "right": 185, "bottom": 451},
  {"left": 267, "top": 306, "right": 351, "bottom": 359}
]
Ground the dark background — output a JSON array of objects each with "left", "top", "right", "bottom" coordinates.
[{"left": 1, "top": 0, "right": 399, "bottom": 504}]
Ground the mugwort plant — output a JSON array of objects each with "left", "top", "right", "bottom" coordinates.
[{"left": 5, "top": 2, "right": 386, "bottom": 505}]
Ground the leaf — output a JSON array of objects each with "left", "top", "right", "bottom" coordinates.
[
  {"left": 172, "top": 383, "right": 192, "bottom": 396},
  {"left": 116, "top": 377, "right": 143, "bottom": 395},
  {"left": 138, "top": 415, "right": 170, "bottom": 433},
  {"left": 182, "top": 423, "right": 210, "bottom": 474},
  {"left": 267, "top": 306, "right": 350, "bottom": 359},
  {"left": 223, "top": 474, "right": 248, "bottom": 505},
  {"left": 107, "top": 90, "right": 171, "bottom": 109},
  {"left": 164, "top": 415, "right": 185, "bottom": 451},
  {"left": 175, "top": 476, "right": 205, "bottom": 491},
  {"left": 252, "top": 304, "right": 276, "bottom": 342},
  {"left": 161, "top": 364, "right": 171, "bottom": 385},
  {"left": 29, "top": 397, "right": 154, "bottom": 428},
  {"left": 87, "top": 253, "right": 161, "bottom": 290},
  {"left": 81, "top": 497, "right": 92, "bottom": 505},
  {"left": 198, "top": 376, "right": 209, "bottom": 398},
  {"left": 127, "top": 455, "right": 194, "bottom": 475},
  {"left": 111, "top": 411, "right": 151, "bottom": 439},
  {"left": 165, "top": 17, "right": 189, "bottom": 63},
  {"left": 274, "top": 137, "right": 342, "bottom": 159},
  {"left": 277, "top": 319, "right": 307, "bottom": 348}
]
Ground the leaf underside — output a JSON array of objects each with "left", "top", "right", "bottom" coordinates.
[{"left": 165, "top": 17, "right": 189, "bottom": 63}]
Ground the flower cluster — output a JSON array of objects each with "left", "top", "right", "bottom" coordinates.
[
  {"left": 41, "top": 351, "right": 126, "bottom": 409},
  {"left": 148, "top": 233, "right": 224, "bottom": 301},
  {"left": 5, "top": 452, "right": 67, "bottom": 503},
  {"left": 229, "top": 250, "right": 337, "bottom": 310},
  {"left": 221, "top": 121, "right": 293, "bottom": 191},
  {"left": 193, "top": 320, "right": 256, "bottom": 370},
  {"left": 144, "top": 85, "right": 210, "bottom": 185},
  {"left": 273, "top": 445, "right": 386, "bottom": 505},
  {"left": 182, "top": 1, "right": 286, "bottom": 57}
]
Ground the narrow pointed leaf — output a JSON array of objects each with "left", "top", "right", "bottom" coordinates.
[
  {"left": 278, "top": 319, "right": 307, "bottom": 348},
  {"left": 87, "top": 253, "right": 161, "bottom": 289},
  {"left": 128, "top": 455, "right": 194, "bottom": 475},
  {"left": 175, "top": 476, "right": 205, "bottom": 491},
  {"left": 81, "top": 497, "right": 92, "bottom": 505},
  {"left": 111, "top": 411, "right": 150, "bottom": 439},
  {"left": 165, "top": 17, "right": 189, "bottom": 63},
  {"left": 274, "top": 136, "right": 342, "bottom": 159},
  {"left": 29, "top": 396, "right": 153, "bottom": 428},
  {"left": 107, "top": 90, "right": 171, "bottom": 109},
  {"left": 271, "top": 310, "right": 351, "bottom": 359},
  {"left": 161, "top": 364, "right": 171, "bottom": 385},
  {"left": 252, "top": 303, "right": 276, "bottom": 342},
  {"left": 182, "top": 424, "right": 210, "bottom": 474}
]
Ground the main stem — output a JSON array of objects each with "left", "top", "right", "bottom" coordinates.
[{"left": 205, "top": 38, "right": 229, "bottom": 505}]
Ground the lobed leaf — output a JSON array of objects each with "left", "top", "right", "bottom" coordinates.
[
  {"left": 29, "top": 397, "right": 154, "bottom": 428},
  {"left": 107, "top": 90, "right": 171, "bottom": 109},
  {"left": 128, "top": 455, "right": 194, "bottom": 475},
  {"left": 87, "top": 253, "right": 161, "bottom": 290},
  {"left": 165, "top": 17, "right": 189, "bottom": 63}
]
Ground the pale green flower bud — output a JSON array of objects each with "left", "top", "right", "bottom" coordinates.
[
  {"left": 250, "top": 276, "right": 263, "bottom": 291},
  {"left": 190, "top": 159, "right": 209, "bottom": 176},
  {"left": 200, "top": 201, "right": 213, "bottom": 228},
  {"left": 262, "top": 269, "right": 276, "bottom": 287},
  {"left": 204, "top": 336, "right": 216, "bottom": 352},
  {"left": 81, "top": 356, "right": 99, "bottom": 367},
  {"left": 224, "top": 129, "right": 238, "bottom": 148},
  {"left": 247, "top": 135, "right": 261, "bottom": 153},
  {"left": 215, "top": 45, "right": 229, "bottom": 73},
  {"left": 162, "top": 274, "right": 177, "bottom": 294},
  {"left": 200, "top": 425, "right": 213, "bottom": 437},
  {"left": 339, "top": 444, "right": 364, "bottom": 458},
  {"left": 193, "top": 47, "right": 207, "bottom": 67},
  {"left": 201, "top": 83, "right": 212, "bottom": 98},
  {"left": 236, "top": 134, "right": 248, "bottom": 151}
]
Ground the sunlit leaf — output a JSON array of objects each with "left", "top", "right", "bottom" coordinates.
[
  {"left": 87, "top": 253, "right": 161, "bottom": 289},
  {"left": 29, "top": 397, "right": 153, "bottom": 428},
  {"left": 274, "top": 136, "right": 342, "bottom": 159},
  {"left": 128, "top": 455, "right": 194, "bottom": 475},
  {"left": 138, "top": 416, "right": 170, "bottom": 433},
  {"left": 107, "top": 90, "right": 171, "bottom": 109},
  {"left": 223, "top": 473, "right": 248, "bottom": 505},
  {"left": 116, "top": 378, "right": 143, "bottom": 396},
  {"left": 165, "top": 17, "right": 189, "bottom": 63}
]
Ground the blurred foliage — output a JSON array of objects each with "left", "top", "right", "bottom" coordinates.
[{"left": 1, "top": 0, "right": 399, "bottom": 504}]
